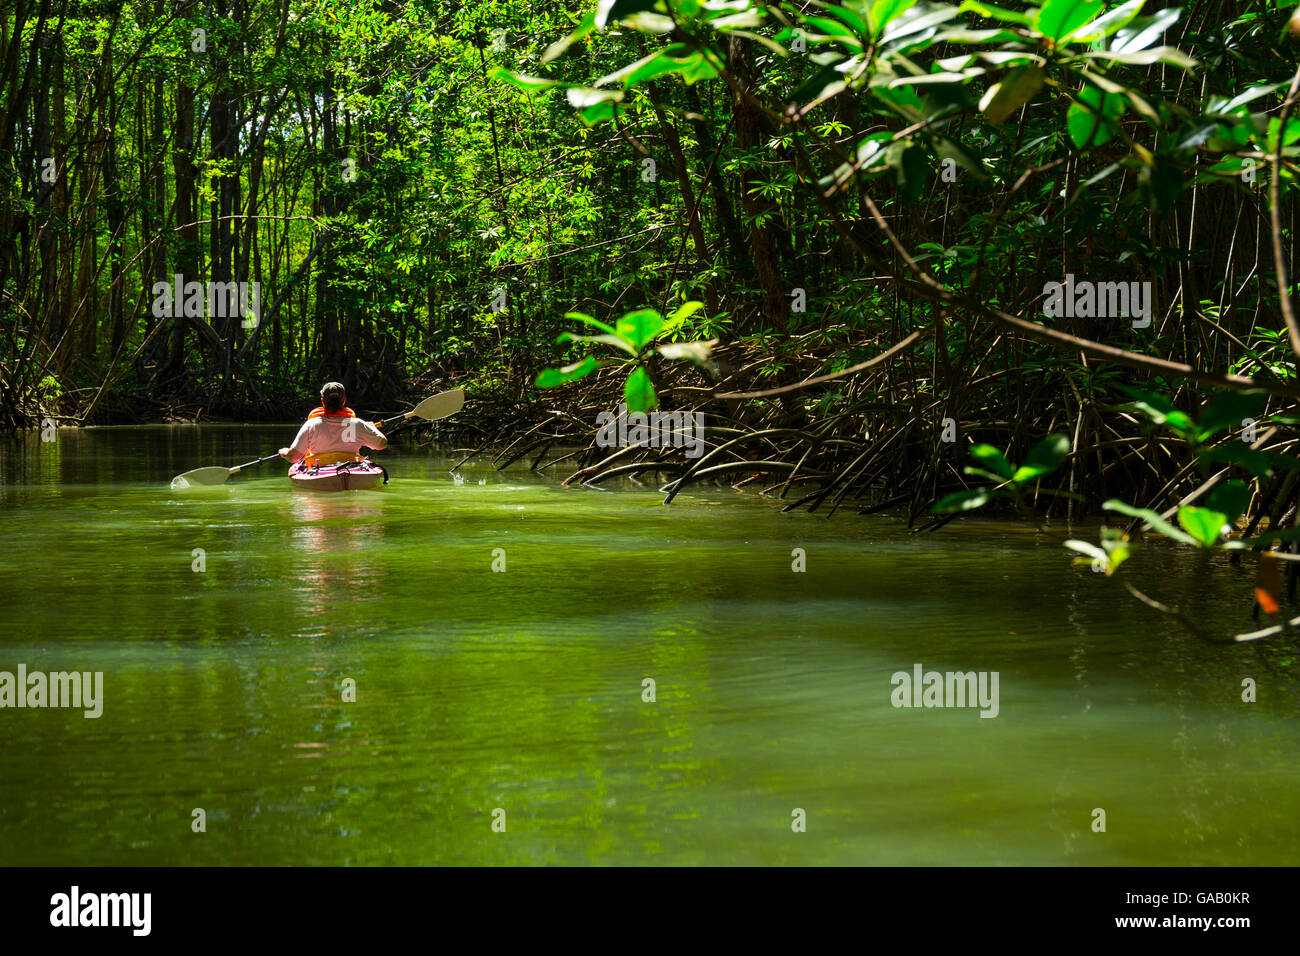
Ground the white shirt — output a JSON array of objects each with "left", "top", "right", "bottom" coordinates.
[{"left": 286, "top": 416, "right": 386, "bottom": 463}]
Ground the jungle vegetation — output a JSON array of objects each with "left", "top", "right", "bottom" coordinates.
[{"left": 6, "top": 0, "right": 1300, "bottom": 638}]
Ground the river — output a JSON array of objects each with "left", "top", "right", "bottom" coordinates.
[{"left": 1, "top": 425, "right": 1296, "bottom": 864}]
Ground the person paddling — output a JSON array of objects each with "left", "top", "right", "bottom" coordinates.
[{"left": 279, "top": 382, "right": 387, "bottom": 465}]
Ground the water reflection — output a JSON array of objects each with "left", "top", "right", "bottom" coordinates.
[{"left": 288, "top": 492, "right": 385, "bottom": 630}]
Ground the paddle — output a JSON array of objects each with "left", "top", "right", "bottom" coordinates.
[
  {"left": 373, "top": 387, "right": 464, "bottom": 430},
  {"left": 170, "top": 453, "right": 283, "bottom": 489},
  {"left": 170, "top": 388, "right": 465, "bottom": 489}
]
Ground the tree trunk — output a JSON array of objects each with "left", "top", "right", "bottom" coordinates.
[
  {"left": 169, "top": 74, "right": 198, "bottom": 380},
  {"left": 726, "top": 37, "right": 789, "bottom": 334}
]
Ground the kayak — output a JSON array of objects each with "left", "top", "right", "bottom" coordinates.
[{"left": 288, "top": 458, "right": 388, "bottom": 492}]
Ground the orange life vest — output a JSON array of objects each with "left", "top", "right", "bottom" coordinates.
[
  {"left": 308, "top": 405, "right": 356, "bottom": 419},
  {"left": 301, "top": 405, "right": 365, "bottom": 466}
]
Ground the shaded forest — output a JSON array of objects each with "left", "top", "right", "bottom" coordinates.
[{"left": 6, "top": 0, "right": 1300, "bottom": 562}]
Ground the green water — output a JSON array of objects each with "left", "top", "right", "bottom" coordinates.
[{"left": 1, "top": 425, "right": 1297, "bottom": 865}]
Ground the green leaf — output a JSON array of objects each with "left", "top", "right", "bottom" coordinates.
[
  {"left": 1209, "top": 83, "right": 1286, "bottom": 117},
  {"left": 678, "top": 51, "right": 722, "bottom": 84},
  {"left": 1111, "top": 7, "right": 1180, "bottom": 54},
  {"left": 934, "top": 488, "right": 994, "bottom": 513},
  {"left": 853, "top": 131, "right": 892, "bottom": 167},
  {"left": 1068, "top": 85, "right": 1124, "bottom": 148},
  {"left": 597, "top": 50, "right": 688, "bottom": 88},
  {"left": 1011, "top": 434, "right": 1070, "bottom": 483},
  {"left": 791, "top": 62, "right": 850, "bottom": 108},
  {"left": 1113, "top": 385, "right": 1197, "bottom": 435},
  {"left": 934, "top": 25, "right": 1024, "bottom": 44},
  {"left": 1069, "top": 0, "right": 1145, "bottom": 42},
  {"left": 1102, "top": 500, "right": 1199, "bottom": 546},
  {"left": 535, "top": 356, "right": 601, "bottom": 388},
  {"left": 595, "top": 0, "right": 660, "bottom": 30},
  {"left": 1067, "top": 535, "right": 1131, "bottom": 575},
  {"left": 493, "top": 69, "right": 561, "bottom": 92},
  {"left": 621, "top": 12, "right": 677, "bottom": 32},
  {"left": 542, "top": 10, "right": 597, "bottom": 63},
  {"left": 667, "top": 300, "right": 706, "bottom": 325},
  {"left": 1122, "top": 87, "right": 1162, "bottom": 125},
  {"left": 567, "top": 87, "right": 625, "bottom": 109},
  {"left": 887, "top": 141, "right": 929, "bottom": 202},
  {"left": 969, "top": 443, "right": 1015, "bottom": 479},
  {"left": 958, "top": 1, "right": 1033, "bottom": 26},
  {"left": 1196, "top": 389, "right": 1267, "bottom": 439},
  {"left": 1085, "top": 46, "right": 1196, "bottom": 68},
  {"left": 963, "top": 466, "right": 1015, "bottom": 483},
  {"left": 892, "top": 69, "right": 988, "bottom": 88},
  {"left": 871, "top": 83, "right": 924, "bottom": 121},
  {"left": 744, "top": 27, "right": 798, "bottom": 57},
  {"left": 1035, "top": 0, "right": 1103, "bottom": 42},
  {"left": 979, "top": 64, "right": 1045, "bottom": 126},
  {"left": 931, "top": 135, "right": 988, "bottom": 178},
  {"left": 556, "top": 331, "right": 638, "bottom": 355},
  {"left": 1178, "top": 505, "right": 1228, "bottom": 547},
  {"left": 869, "top": 0, "right": 919, "bottom": 36},
  {"left": 615, "top": 308, "right": 666, "bottom": 351},
  {"left": 1206, "top": 480, "right": 1250, "bottom": 525},
  {"left": 1268, "top": 115, "right": 1300, "bottom": 153},
  {"left": 624, "top": 366, "right": 657, "bottom": 412},
  {"left": 804, "top": 15, "right": 864, "bottom": 42},
  {"left": 1104, "top": 541, "right": 1132, "bottom": 574},
  {"left": 822, "top": 4, "right": 869, "bottom": 36},
  {"left": 579, "top": 100, "right": 622, "bottom": 125},
  {"left": 619, "top": 309, "right": 667, "bottom": 346},
  {"left": 563, "top": 311, "right": 617, "bottom": 335},
  {"left": 708, "top": 11, "right": 765, "bottom": 30},
  {"left": 883, "top": 4, "right": 964, "bottom": 44}
]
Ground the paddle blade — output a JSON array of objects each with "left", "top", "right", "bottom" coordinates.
[
  {"left": 408, "top": 388, "right": 465, "bottom": 422},
  {"left": 171, "top": 466, "right": 235, "bottom": 489}
]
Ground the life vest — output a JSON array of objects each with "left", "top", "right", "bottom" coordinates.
[
  {"left": 301, "top": 405, "right": 365, "bottom": 466},
  {"left": 307, "top": 405, "right": 356, "bottom": 419}
]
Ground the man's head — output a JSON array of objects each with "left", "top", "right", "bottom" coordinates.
[{"left": 320, "top": 381, "right": 346, "bottom": 413}]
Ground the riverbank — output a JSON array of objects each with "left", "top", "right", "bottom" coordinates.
[{"left": 18, "top": 328, "right": 1300, "bottom": 539}]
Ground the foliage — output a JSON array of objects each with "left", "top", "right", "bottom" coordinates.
[{"left": 535, "top": 303, "right": 714, "bottom": 411}]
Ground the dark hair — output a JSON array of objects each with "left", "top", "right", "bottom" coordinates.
[{"left": 320, "top": 381, "right": 346, "bottom": 413}]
